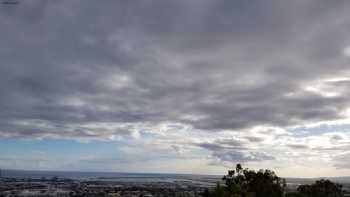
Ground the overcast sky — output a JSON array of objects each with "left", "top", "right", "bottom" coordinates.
[{"left": 1, "top": 0, "right": 350, "bottom": 177}]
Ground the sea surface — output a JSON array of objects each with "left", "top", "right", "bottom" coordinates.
[
  {"left": 2, "top": 169, "right": 350, "bottom": 185},
  {"left": 0, "top": 169, "right": 221, "bottom": 186}
]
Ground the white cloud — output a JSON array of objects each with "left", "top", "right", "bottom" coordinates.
[{"left": 343, "top": 46, "right": 350, "bottom": 57}]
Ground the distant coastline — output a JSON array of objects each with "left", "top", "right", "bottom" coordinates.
[
  {"left": 1, "top": 169, "right": 350, "bottom": 184},
  {"left": 0, "top": 169, "right": 220, "bottom": 179}
]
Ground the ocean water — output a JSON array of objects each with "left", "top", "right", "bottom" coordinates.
[
  {"left": 0, "top": 169, "right": 220, "bottom": 186},
  {"left": 1, "top": 169, "right": 168, "bottom": 179}
]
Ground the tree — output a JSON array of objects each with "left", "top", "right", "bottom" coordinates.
[
  {"left": 209, "top": 164, "right": 286, "bottom": 197},
  {"left": 296, "top": 179, "right": 343, "bottom": 197}
]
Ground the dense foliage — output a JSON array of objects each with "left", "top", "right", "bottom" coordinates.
[
  {"left": 203, "top": 164, "right": 345, "bottom": 197},
  {"left": 203, "top": 164, "right": 286, "bottom": 197},
  {"left": 286, "top": 179, "right": 344, "bottom": 197}
]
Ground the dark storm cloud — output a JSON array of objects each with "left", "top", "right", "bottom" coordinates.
[
  {"left": 212, "top": 150, "right": 275, "bottom": 164},
  {"left": 1, "top": 0, "right": 350, "bottom": 140},
  {"left": 197, "top": 138, "right": 245, "bottom": 152},
  {"left": 245, "top": 136, "right": 265, "bottom": 143},
  {"left": 197, "top": 139, "right": 274, "bottom": 163},
  {"left": 287, "top": 144, "right": 309, "bottom": 150}
]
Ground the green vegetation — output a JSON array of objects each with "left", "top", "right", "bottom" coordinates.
[
  {"left": 286, "top": 179, "right": 344, "bottom": 197},
  {"left": 203, "top": 164, "right": 344, "bottom": 197},
  {"left": 203, "top": 164, "right": 285, "bottom": 197}
]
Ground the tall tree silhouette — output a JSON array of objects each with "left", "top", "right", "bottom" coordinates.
[{"left": 209, "top": 164, "right": 286, "bottom": 197}]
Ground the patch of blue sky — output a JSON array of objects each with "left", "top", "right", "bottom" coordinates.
[{"left": 288, "top": 124, "right": 350, "bottom": 137}]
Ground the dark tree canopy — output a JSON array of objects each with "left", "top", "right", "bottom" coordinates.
[
  {"left": 287, "top": 179, "right": 344, "bottom": 197},
  {"left": 202, "top": 164, "right": 345, "bottom": 197},
  {"left": 206, "top": 164, "right": 286, "bottom": 197}
]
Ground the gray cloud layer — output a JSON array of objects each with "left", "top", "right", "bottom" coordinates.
[{"left": 2, "top": 0, "right": 350, "bottom": 168}]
